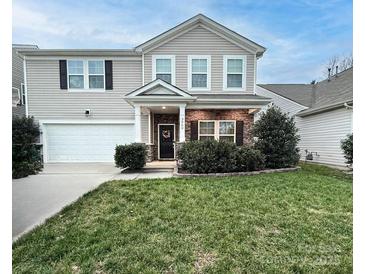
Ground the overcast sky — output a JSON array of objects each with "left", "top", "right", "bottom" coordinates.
[{"left": 13, "top": 0, "right": 353, "bottom": 83}]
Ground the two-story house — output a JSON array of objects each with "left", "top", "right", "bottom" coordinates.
[{"left": 18, "top": 14, "right": 271, "bottom": 163}]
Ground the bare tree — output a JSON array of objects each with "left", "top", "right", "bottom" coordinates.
[{"left": 322, "top": 53, "right": 353, "bottom": 78}]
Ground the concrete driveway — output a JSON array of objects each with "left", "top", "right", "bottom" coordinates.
[{"left": 13, "top": 163, "right": 172, "bottom": 241}]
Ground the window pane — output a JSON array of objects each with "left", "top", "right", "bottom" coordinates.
[
  {"left": 89, "top": 75, "right": 104, "bottom": 89},
  {"left": 192, "top": 59, "right": 207, "bottom": 73},
  {"left": 156, "top": 59, "right": 171, "bottom": 73},
  {"left": 199, "top": 121, "right": 215, "bottom": 134},
  {"left": 227, "top": 59, "right": 243, "bottom": 73},
  {"left": 200, "top": 136, "right": 215, "bottom": 141},
  {"left": 156, "top": 74, "right": 172, "bottom": 83},
  {"left": 88, "top": 61, "right": 104, "bottom": 74},
  {"left": 227, "top": 74, "right": 242, "bottom": 88},
  {"left": 192, "top": 74, "right": 207, "bottom": 88},
  {"left": 219, "top": 121, "right": 235, "bottom": 134},
  {"left": 69, "top": 75, "right": 84, "bottom": 89},
  {"left": 68, "top": 60, "right": 83, "bottom": 74},
  {"left": 219, "top": 136, "right": 234, "bottom": 143}
]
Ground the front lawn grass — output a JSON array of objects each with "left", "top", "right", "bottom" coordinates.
[{"left": 13, "top": 163, "right": 352, "bottom": 273}]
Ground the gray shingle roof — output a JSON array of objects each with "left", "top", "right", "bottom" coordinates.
[
  {"left": 257, "top": 84, "right": 313, "bottom": 107},
  {"left": 310, "top": 67, "right": 353, "bottom": 109},
  {"left": 258, "top": 67, "right": 353, "bottom": 113}
]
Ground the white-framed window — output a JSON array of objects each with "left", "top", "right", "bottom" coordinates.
[
  {"left": 20, "top": 83, "right": 26, "bottom": 105},
  {"left": 198, "top": 120, "right": 236, "bottom": 143},
  {"left": 223, "top": 55, "right": 246, "bottom": 91},
  {"left": 198, "top": 120, "right": 215, "bottom": 141},
  {"left": 67, "top": 60, "right": 105, "bottom": 91},
  {"left": 188, "top": 55, "right": 211, "bottom": 91},
  {"left": 152, "top": 55, "right": 175, "bottom": 85},
  {"left": 88, "top": 60, "right": 105, "bottom": 89}
]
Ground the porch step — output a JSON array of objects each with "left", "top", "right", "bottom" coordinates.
[
  {"left": 144, "top": 160, "right": 176, "bottom": 170},
  {"left": 142, "top": 167, "right": 174, "bottom": 173}
]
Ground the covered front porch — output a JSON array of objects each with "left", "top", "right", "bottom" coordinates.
[
  {"left": 124, "top": 79, "right": 195, "bottom": 162},
  {"left": 135, "top": 104, "right": 186, "bottom": 162},
  {"left": 123, "top": 79, "right": 271, "bottom": 162}
]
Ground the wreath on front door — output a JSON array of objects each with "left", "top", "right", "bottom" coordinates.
[{"left": 162, "top": 130, "right": 171, "bottom": 139}]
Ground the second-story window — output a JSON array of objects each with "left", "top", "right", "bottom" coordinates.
[
  {"left": 88, "top": 61, "right": 105, "bottom": 89},
  {"left": 223, "top": 55, "right": 246, "bottom": 91},
  {"left": 67, "top": 60, "right": 105, "bottom": 90},
  {"left": 68, "top": 60, "right": 84, "bottom": 89},
  {"left": 152, "top": 55, "right": 175, "bottom": 85},
  {"left": 188, "top": 55, "right": 211, "bottom": 91}
]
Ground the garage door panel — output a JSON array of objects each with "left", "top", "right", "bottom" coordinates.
[{"left": 45, "top": 124, "right": 135, "bottom": 162}]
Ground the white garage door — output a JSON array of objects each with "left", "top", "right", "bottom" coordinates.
[{"left": 44, "top": 124, "right": 135, "bottom": 162}]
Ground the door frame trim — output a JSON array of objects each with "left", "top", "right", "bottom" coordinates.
[{"left": 157, "top": 123, "right": 176, "bottom": 160}]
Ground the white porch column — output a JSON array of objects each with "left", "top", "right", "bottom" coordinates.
[
  {"left": 134, "top": 105, "right": 142, "bottom": 142},
  {"left": 179, "top": 105, "right": 186, "bottom": 142},
  {"left": 147, "top": 109, "right": 152, "bottom": 144}
]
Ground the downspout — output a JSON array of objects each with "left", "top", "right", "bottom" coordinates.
[
  {"left": 23, "top": 57, "right": 29, "bottom": 117},
  {"left": 142, "top": 53, "right": 145, "bottom": 86},
  {"left": 344, "top": 102, "right": 353, "bottom": 132},
  {"left": 253, "top": 53, "right": 257, "bottom": 95}
]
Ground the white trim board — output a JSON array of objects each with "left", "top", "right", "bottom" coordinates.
[{"left": 39, "top": 119, "right": 135, "bottom": 125}]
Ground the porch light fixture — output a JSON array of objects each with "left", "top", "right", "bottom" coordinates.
[{"left": 162, "top": 106, "right": 166, "bottom": 109}]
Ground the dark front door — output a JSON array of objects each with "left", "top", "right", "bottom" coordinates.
[{"left": 159, "top": 125, "right": 175, "bottom": 159}]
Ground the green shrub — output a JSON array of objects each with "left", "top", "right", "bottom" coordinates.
[
  {"left": 178, "top": 140, "right": 265, "bottom": 174},
  {"left": 341, "top": 134, "right": 353, "bottom": 165},
  {"left": 115, "top": 143, "right": 147, "bottom": 170},
  {"left": 234, "top": 146, "right": 265, "bottom": 172},
  {"left": 253, "top": 106, "right": 300, "bottom": 168},
  {"left": 12, "top": 117, "right": 42, "bottom": 179},
  {"left": 178, "top": 140, "right": 237, "bottom": 173}
]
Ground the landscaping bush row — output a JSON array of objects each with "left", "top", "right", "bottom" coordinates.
[
  {"left": 178, "top": 107, "right": 300, "bottom": 174},
  {"left": 178, "top": 140, "right": 265, "bottom": 174}
]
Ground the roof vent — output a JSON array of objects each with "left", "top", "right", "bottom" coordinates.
[
  {"left": 335, "top": 65, "right": 339, "bottom": 77},
  {"left": 327, "top": 68, "right": 331, "bottom": 81}
]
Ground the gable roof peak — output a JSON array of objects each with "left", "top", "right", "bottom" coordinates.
[{"left": 135, "top": 14, "right": 266, "bottom": 56}]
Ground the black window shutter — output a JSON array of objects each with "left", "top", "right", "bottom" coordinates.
[
  {"left": 59, "top": 60, "right": 67, "bottom": 89},
  {"left": 105, "top": 60, "right": 113, "bottom": 90},
  {"left": 236, "top": 121, "right": 244, "bottom": 146},
  {"left": 190, "top": 121, "right": 198, "bottom": 141}
]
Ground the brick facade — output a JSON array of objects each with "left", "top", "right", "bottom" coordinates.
[
  {"left": 153, "top": 114, "right": 179, "bottom": 160},
  {"left": 185, "top": 109, "right": 254, "bottom": 144}
]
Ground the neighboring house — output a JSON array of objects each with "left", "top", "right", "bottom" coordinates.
[
  {"left": 256, "top": 67, "right": 353, "bottom": 166},
  {"left": 17, "top": 14, "right": 271, "bottom": 163},
  {"left": 12, "top": 44, "right": 39, "bottom": 117}
]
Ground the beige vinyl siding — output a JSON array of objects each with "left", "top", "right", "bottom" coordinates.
[
  {"left": 12, "top": 48, "right": 26, "bottom": 117},
  {"left": 296, "top": 107, "right": 352, "bottom": 166},
  {"left": 144, "top": 26, "right": 256, "bottom": 93},
  {"left": 12, "top": 105, "right": 25, "bottom": 117},
  {"left": 26, "top": 58, "right": 142, "bottom": 120},
  {"left": 13, "top": 48, "right": 24, "bottom": 92}
]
